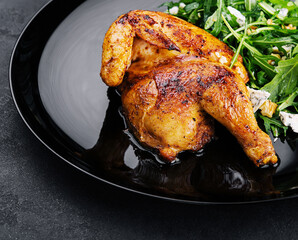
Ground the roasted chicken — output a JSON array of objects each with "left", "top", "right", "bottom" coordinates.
[{"left": 100, "top": 10, "right": 278, "bottom": 167}]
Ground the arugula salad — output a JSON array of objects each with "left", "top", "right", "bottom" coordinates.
[{"left": 160, "top": 0, "right": 298, "bottom": 139}]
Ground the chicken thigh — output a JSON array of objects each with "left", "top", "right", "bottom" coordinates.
[{"left": 100, "top": 10, "right": 278, "bottom": 167}]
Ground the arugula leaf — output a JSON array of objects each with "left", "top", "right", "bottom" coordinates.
[
  {"left": 185, "top": 2, "right": 200, "bottom": 12},
  {"left": 262, "top": 55, "right": 298, "bottom": 101},
  {"left": 205, "top": 9, "right": 218, "bottom": 29},
  {"left": 224, "top": 6, "right": 240, "bottom": 27},
  {"left": 259, "top": 114, "right": 288, "bottom": 136},
  {"left": 188, "top": 9, "right": 200, "bottom": 24},
  {"left": 252, "top": 36, "right": 298, "bottom": 46},
  {"left": 159, "top": 2, "right": 175, "bottom": 8},
  {"left": 249, "top": 52, "right": 277, "bottom": 78},
  {"left": 243, "top": 56, "right": 259, "bottom": 87},
  {"left": 257, "top": 71, "right": 269, "bottom": 86},
  {"left": 258, "top": 2, "right": 276, "bottom": 15},
  {"left": 268, "top": 0, "right": 295, "bottom": 9},
  {"left": 230, "top": 22, "right": 248, "bottom": 67},
  {"left": 204, "top": 0, "right": 217, "bottom": 20},
  {"left": 278, "top": 89, "right": 298, "bottom": 111},
  {"left": 283, "top": 17, "right": 298, "bottom": 26},
  {"left": 211, "top": 0, "right": 224, "bottom": 36},
  {"left": 245, "top": 0, "right": 257, "bottom": 11},
  {"left": 293, "top": 45, "right": 298, "bottom": 55}
]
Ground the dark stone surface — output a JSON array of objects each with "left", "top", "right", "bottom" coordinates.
[{"left": 1, "top": 0, "right": 298, "bottom": 239}]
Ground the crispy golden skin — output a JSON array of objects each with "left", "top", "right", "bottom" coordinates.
[
  {"left": 100, "top": 10, "right": 278, "bottom": 167},
  {"left": 121, "top": 59, "right": 215, "bottom": 161},
  {"left": 101, "top": 10, "right": 249, "bottom": 87}
]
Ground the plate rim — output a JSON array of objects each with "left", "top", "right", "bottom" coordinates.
[{"left": 8, "top": 0, "right": 298, "bottom": 205}]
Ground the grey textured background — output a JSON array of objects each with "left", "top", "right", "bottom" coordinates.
[{"left": 1, "top": 0, "right": 298, "bottom": 239}]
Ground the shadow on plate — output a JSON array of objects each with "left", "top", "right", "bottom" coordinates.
[{"left": 81, "top": 88, "right": 283, "bottom": 202}]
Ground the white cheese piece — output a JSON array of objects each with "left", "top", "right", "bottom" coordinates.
[
  {"left": 282, "top": 44, "right": 295, "bottom": 54},
  {"left": 279, "top": 112, "right": 298, "bottom": 133},
  {"left": 247, "top": 87, "right": 271, "bottom": 113},
  {"left": 277, "top": 8, "right": 288, "bottom": 19},
  {"left": 269, "top": 60, "right": 276, "bottom": 66},
  {"left": 272, "top": 46, "right": 279, "bottom": 53},
  {"left": 219, "top": 56, "right": 228, "bottom": 64},
  {"left": 169, "top": 6, "right": 179, "bottom": 15},
  {"left": 179, "top": 3, "right": 186, "bottom": 9},
  {"left": 227, "top": 6, "right": 246, "bottom": 26}
]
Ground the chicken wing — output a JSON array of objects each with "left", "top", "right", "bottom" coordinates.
[
  {"left": 100, "top": 10, "right": 278, "bottom": 167},
  {"left": 101, "top": 10, "right": 249, "bottom": 87}
]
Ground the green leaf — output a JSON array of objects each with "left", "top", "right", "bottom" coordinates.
[
  {"left": 260, "top": 115, "right": 272, "bottom": 134},
  {"left": 252, "top": 36, "right": 297, "bottom": 46},
  {"left": 185, "top": 2, "right": 200, "bottom": 12},
  {"left": 243, "top": 56, "right": 259, "bottom": 84},
  {"left": 224, "top": 6, "right": 240, "bottom": 27},
  {"left": 249, "top": 53, "right": 277, "bottom": 78},
  {"left": 245, "top": 0, "right": 257, "bottom": 11},
  {"left": 182, "top": 0, "right": 198, "bottom": 3},
  {"left": 293, "top": 45, "right": 298, "bottom": 56},
  {"left": 188, "top": 9, "right": 199, "bottom": 23},
  {"left": 284, "top": 17, "right": 298, "bottom": 26},
  {"left": 289, "top": 7, "right": 298, "bottom": 18},
  {"left": 269, "top": 0, "right": 297, "bottom": 12},
  {"left": 268, "top": 0, "right": 291, "bottom": 8},
  {"left": 246, "top": 26, "right": 276, "bottom": 36},
  {"left": 204, "top": 0, "right": 216, "bottom": 17},
  {"left": 270, "top": 125, "right": 280, "bottom": 137},
  {"left": 159, "top": 2, "right": 175, "bottom": 8},
  {"left": 256, "top": 11, "right": 268, "bottom": 22},
  {"left": 223, "top": 21, "right": 267, "bottom": 41},
  {"left": 258, "top": 2, "right": 276, "bottom": 15},
  {"left": 230, "top": 22, "right": 248, "bottom": 67},
  {"left": 222, "top": 14, "right": 263, "bottom": 55},
  {"left": 259, "top": 114, "right": 288, "bottom": 136},
  {"left": 262, "top": 55, "right": 298, "bottom": 101},
  {"left": 278, "top": 89, "right": 298, "bottom": 111},
  {"left": 211, "top": 0, "right": 224, "bottom": 36},
  {"left": 182, "top": 0, "right": 200, "bottom": 3},
  {"left": 257, "top": 71, "right": 270, "bottom": 86},
  {"left": 205, "top": 9, "right": 218, "bottom": 29}
]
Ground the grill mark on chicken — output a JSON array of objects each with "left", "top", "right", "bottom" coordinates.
[
  {"left": 143, "top": 15, "right": 156, "bottom": 25},
  {"left": 152, "top": 59, "right": 234, "bottom": 102},
  {"left": 117, "top": 14, "right": 128, "bottom": 24}
]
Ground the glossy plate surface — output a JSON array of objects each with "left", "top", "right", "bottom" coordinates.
[{"left": 10, "top": 0, "right": 298, "bottom": 204}]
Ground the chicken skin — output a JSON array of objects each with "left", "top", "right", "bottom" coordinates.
[
  {"left": 101, "top": 10, "right": 249, "bottom": 87},
  {"left": 100, "top": 10, "right": 278, "bottom": 167},
  {"left": 121, "top": 56, "right": 215, "bottom": 161}
]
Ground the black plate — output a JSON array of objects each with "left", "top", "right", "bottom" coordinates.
[{"left": 10, "top": 0, "right": 298, "bottom": 204}]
